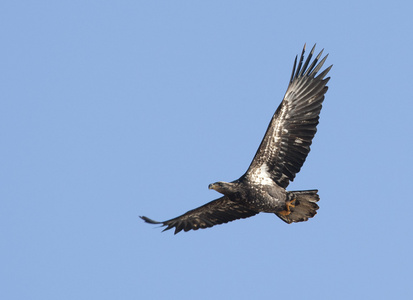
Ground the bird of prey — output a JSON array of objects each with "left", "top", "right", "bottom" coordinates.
[{"left": 141, "top": 44, "right": 332, "bottom": 234}]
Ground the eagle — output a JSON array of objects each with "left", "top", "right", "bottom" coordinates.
[{"left": 141, "top": 44, "right": 332, "bottom": 234}]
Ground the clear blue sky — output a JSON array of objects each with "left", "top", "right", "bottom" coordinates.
[{"left": 2, "top": 1, "right": 412, "bottom": 299}]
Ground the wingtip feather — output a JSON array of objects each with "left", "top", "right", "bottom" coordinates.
[{"left": 140, "top": 216, "right": 162, "bottom": 225}]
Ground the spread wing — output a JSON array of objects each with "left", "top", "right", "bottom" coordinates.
[
  {"left": 246, "top": 44, "right": 332, "bottom": 189},
  {"left": 140, "top": 196, "right": 258, "bottom": 234}
]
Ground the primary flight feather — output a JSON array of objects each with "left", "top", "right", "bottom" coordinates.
[{"left": 141, "top": 44, "right": 332, "bottom": 234}]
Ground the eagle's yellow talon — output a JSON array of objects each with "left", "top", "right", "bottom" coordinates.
[
  {"left": 278, "top": 199, "right": 296, "bottom": 216},
  {"left": 288, "top": 199, "right": 296, "bottom": 209}
]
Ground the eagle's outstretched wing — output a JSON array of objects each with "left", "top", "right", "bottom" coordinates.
[
  {"left": 246, "top": 44, "right": 332, "bottom": 189},
  {"left": 140, "top": 196, "right": 258, "bottom": 234}
]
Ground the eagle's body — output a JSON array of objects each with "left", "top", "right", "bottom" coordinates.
[
  {"left": 209, "top": 174, "right": 287, "bottom": 213},
  {"left": 141, "top": 44, "right": 332, "bottom": 234}
]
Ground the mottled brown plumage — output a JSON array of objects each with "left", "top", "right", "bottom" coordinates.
[{"left": 141, "top": 44, "right": 332, "bottom": 234}]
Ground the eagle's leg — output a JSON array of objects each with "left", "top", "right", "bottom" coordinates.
[{"left": 278, "top": 199, "right": 296, "bottom": 216}]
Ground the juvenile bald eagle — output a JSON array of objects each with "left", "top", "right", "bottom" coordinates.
[{"left": 141, "top": 44, "right": 332, "bottom": 234}]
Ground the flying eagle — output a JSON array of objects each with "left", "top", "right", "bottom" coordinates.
[{"left": 141, "top": 44, "right": 332, "bottom": 234}]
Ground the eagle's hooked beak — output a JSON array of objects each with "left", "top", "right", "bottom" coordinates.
[{"left": 209, "top": 183, "right": 221, "bottom": 190}]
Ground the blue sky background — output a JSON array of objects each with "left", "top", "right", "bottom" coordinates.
[{"left": 2, "top": 1, "right": 413, "bottom": 299}]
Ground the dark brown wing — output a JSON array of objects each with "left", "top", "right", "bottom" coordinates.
[
  {"left": 140, "top": 196, "right": 258, "bottom": 234},
  {"left": 246, "top": 44, "right": 332, "bottom": 189}
]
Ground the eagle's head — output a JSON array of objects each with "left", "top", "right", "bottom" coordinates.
[{"left": 208, "top": 181, "right": 239, "bottom": 195}]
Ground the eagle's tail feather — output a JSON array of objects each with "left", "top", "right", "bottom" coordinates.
[{"left": 276, "top": 190, "right": 320, "bottom": 224}]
